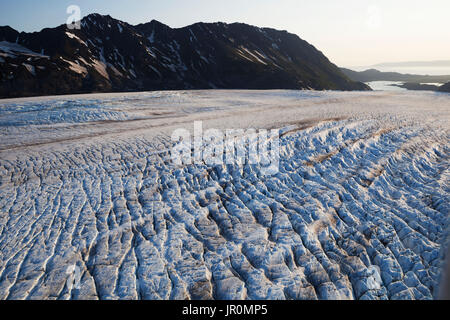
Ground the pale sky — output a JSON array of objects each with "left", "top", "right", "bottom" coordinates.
[{"left": 1, "top": 0, "right": 449, "bottom": 67}]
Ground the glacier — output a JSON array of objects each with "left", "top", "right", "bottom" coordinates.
[{"left": 0, "top": 90, "right": 448, "bottom": 300}]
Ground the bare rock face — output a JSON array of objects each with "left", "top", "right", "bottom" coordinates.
[{"left": 0, "top": 14, "right": 369, "bottom": 99}]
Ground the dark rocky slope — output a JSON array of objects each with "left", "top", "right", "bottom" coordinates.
[{"left": 438, "top": 82, "right": 450, "bottom": 93}]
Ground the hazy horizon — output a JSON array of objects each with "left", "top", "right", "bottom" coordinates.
[{"left": 1, "top": 0, "right": 449, "bottom": 67}]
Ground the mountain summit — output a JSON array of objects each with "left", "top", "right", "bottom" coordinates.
[{"left": 0, "top": 14, "right": 370, "bottom": 98}]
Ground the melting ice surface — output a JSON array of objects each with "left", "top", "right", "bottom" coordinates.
[{"left": 0, "top": 90, "right": 448, "bottom": 300}]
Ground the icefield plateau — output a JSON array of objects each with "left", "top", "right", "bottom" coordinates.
[{"left": 0, "top": 90, "right": 448, "bottom": 300}]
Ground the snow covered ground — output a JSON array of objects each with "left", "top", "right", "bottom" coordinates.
[{"left": 0, "top": 90, "right": 448, "bottom": 300}]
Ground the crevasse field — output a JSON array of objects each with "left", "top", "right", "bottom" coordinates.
[{"left": 0, "top": 90, "right": 448, "bottom": 300}]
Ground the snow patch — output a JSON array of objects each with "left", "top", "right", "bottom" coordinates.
[{"left": 0, "top": 41, "right": 49, "bottom": 58}]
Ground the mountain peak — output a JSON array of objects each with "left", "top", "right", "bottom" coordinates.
[{"left": 149, "top": 19, "right": 164, "bottom": 25}]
